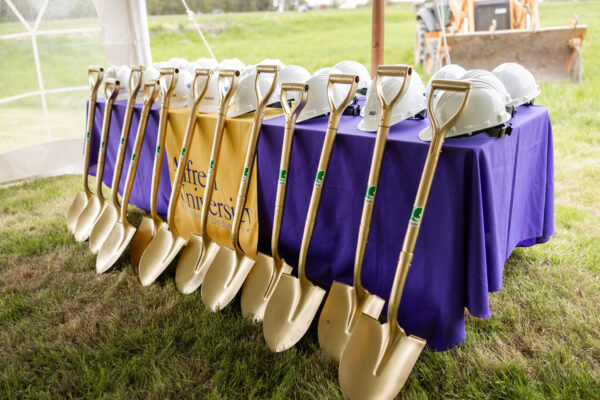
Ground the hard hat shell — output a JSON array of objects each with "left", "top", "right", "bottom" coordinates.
[
  {"left": 277, "top": 65, "right": 311, "bottom": 103},
  {"left": 104, "top": 65, "right": 119, "bottom": 98},
  {"left": 425, "top": 64, "right": 466, "bottom": 102},
  {"left": 192, "top": 71, "right": 221, "bottom": 113},
  {"left": 259, "top": 58, "right": 285, "bottom": 68},
  {"left": 297, "top": 71, "right": 346, "bottom": 123},
  {"left": 158, "top": 68, "right": 192, "bottom": 109},
  {"left": 219, "top": 58, "right": 245, "bottom": 71},
  {"left": 418, "top": 86, "right": 512, "bottom": 141},
  {"left": 313, "top": 67, "right": 342, "bottom": 77},
  {"left": 115, "top": 65, "right": 133, "bottom": 100},
  {"left": 185, "top": 59, "right": 217, "bottom": 76},
  {"left": 358, "top": 71, "right": 426, "bottom": 132},
  {"left": 460, "top": 69, "right": 511, "bottom": 106},
  {"left": 333, "top": 60, "right": 371, "bottom": 91},
  {"left": 135, "top": 66, "right": 160, "bottom": 104},
  {"left": 227, "top": 69, "right": 280, "bottom": 118},
  {"left": 492, "top": 62, "right": 540, "bottom": 107},
  {"left": 168, "top": 57, "right": 190, "bottom": 69}
]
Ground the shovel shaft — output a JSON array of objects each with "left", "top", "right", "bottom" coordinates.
[
  {"left": 95, "top": 80, "right": 120, "bottom": 203},
  {"left": 110, "top": 67, "right": 144, "bottom": 210},
  {"left": 83, "top": 67, "right": 104, "bottom": 197},
  {"left": 150, "top": 69, "right": 179, "bottom": 224},
  {"left": 167, "top": 69, "right": 213, "bottom": 236},
  {"left": 120, "top": 80, "right": 159, "bottom": 224}
]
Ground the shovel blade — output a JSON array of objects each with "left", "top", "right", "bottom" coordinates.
[
  {"left": 66, "top": 190, "right": 88, "bottom": 232},
  {"left": 96, "top": 222, "right": 136, "bottom": 273},
  {"left": 201, "top": 247, "right": 255, "bottom": 311},
  {"left": 339, "top": 314, "right": 426, "bottom": 400},
  {"left": 175, "top": 234, "right": 215, "bottom": 294},
  {"left": 318, "top": 281, "right": 385, "bottom": 362},
  {"left": 240, "top": 252, "right": 293, "bottom": 323},
  {"left": 73, "top": 196, "right": 101, "bottom": 242},
  {"left": 138, "top": 227, "right": 187, "bottom": 286},
  {"left": 263, "top": 272, "right": 326, "bottom": 352},
  {"left": 89, "top": 203, "right": 118, "bottom": 254},
  {"left": 130, "top": 216, "right": 158, "bottom": 266}
]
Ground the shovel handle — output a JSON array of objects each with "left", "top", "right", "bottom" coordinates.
[
  {"left": 353, "top": 65, "right": 412, "bottom": 295},
  {"left": 199, "top": 69, "right": 241, "bottom": 239},
  {"left": 386, "top": 79, "right": 471, "bottom": 331},
  {"left": 270, "top": 82, "right": 310, "bottom": 260},
  {"left": 83, "top": 66, "right": 104, "bottom": 196},
  {"left": 110, "top": 66, "right": 146, "bottom": 209},
  {"left": 150, "top": 68, "right": 179, "bottom": 224},
  {"left": 167, "top": 68, "right": 213, "bottom": 234},
  {"left": 95, "top": 78, "right": 120, "bottom": 203},
  {"left": 120, "top": 80, "right": 159, "bottom": 223},
  {"left": 231, "top": 66, "right": 280, "bottom": 252}
]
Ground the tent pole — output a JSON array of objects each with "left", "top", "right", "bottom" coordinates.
[{"left": 371, "top": 0, "right": 384, "bottom": 78}]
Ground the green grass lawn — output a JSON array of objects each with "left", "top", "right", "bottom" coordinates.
[{"left": 1, "top": 2, "right": 600, "bottom": 398}]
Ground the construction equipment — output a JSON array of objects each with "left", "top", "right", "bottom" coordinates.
[
  {"left": 413, "top": 0, "right": 587, "bottom": 82},
  {"left": 73, "top": 79, "right": 120, "bottom": 242},
  {"left": 137, "top": 68, "right": 212, "bottom": 286},
  {"left": 262, "top": 74, "right": 359, "bottom": 353},
  {"left": 339, "top": 79, "right": 471, "bottom": 399},
  {"left": 201, "top": 65, "right": 280, "bottom": 312},
  {"left": 318, "top": 65, "right": 412, "bottom": 362},
  {"left": 96, "top": 80, "right": 160, "bottom": 273},
  {"left": 174, "top": 69, "right": 241, "bottom": 294},
  {"left": 240, "top": 82, "right": 309, "bottom": 323},
  {"left": 66, "top": 66, "right": 104, "bottom": 232},
  {"left": 89, "top": 66, "right": 144, "bottom": 254},
  {"left": 130, "top": 68, "right": 179, "bottom": 268}
]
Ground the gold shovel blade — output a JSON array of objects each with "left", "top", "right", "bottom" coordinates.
[
  {"left": 66, "top": 191, "right": 89, "bottom": 232},
  {"left": 240, "top": 252, "right": 293, "bottom": 323},
  {"left": 201, "top": 247, "right": 256, "bottom": 311},
  {"left": 130, "top": 216, "right": 165, "bottom": 266},
  {"left": 262, "top": 270, "right": 326, "bottom": 352},
  {"left": 89, "top": 202, "right": 118, "bottom": 254},
  {"left": 318, "top": 281, "right": 385, "bottom": 362},
  {"left": 339, "top": 313, "right": 426, "bottom": 400},
  {"left": 73, "top": 195, "right": 102, "bottom": 242},
  {"left": 138, "top": 226, "right": 187, "bottom": 286},
  {"left": 95, "top": 221, "right": 136, "bottom": 274},
  {"left": 175, "top": 234, "right": 218, "bottom": 294}
]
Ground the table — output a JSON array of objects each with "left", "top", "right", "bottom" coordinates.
[{"left": 89, "top": 99, "right": 554, "bottom": 351}]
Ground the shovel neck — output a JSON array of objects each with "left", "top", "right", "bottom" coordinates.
[
  {"left": 110, "top": 99, "right": 137, "bottom": 209},
  {"left": 83, "top": 95, "right": 99, "bottom": 197},
  {"left": 95, "top": 99, "right": 116, "bottom": 201},
  {"left": 150, "top": 104, "right": 171, "bottom": 223}
]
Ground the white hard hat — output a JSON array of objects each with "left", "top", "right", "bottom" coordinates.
[
  {"left": 167, "top": 68, "right": 193, "bottom": 109},
  {"left": 259, "top": 58, "right": 285, "bottom": 68},
  {"left": 492, "top": 62, "right": 540, "bottom": 107},
  {"left": 190, "top": 71, "right": 221, "bottom": 113},
  {"left": 296, "top": 73, "right": 346, "bottom": 123},
  {"left": 313, "top": 67, "right": 343, "bottom": 77},
  {"left": 152, "top": 61, "right": 171, "bottom": 70},
  {"left": 168, "top": 57, "right": 190, "bottom": 69},
  {"left": 228, "top": 69, "right": 280, "bottom": 118},
  {"left": 425, "top": 64, "right": 466, "bottom": 102},
  {"left": 195, "top": 57, "right": 218, "bottom": 68},
  {"left": 418, "top": 86, "right": 512, "bottom": 141},
  {"left": 333, "top": 60, "right": 371, "bottom": 92},
  {"left": 115, "top": 65, "right": 132, "bottom": 100},
  {"left": 241, "top": 64, "right": 256, "bottom": 78},
  {"left": 219, "top": 58, "right": 245, "bottom": 71},
  {"left": 358, "top": 71, "right": 426, "bottom": 132},
  {"left": 104, "top": 65, "right": 119, "bottom": 98},
  {"left": 277, "top": 65, "right": 311, "bottom": 103},
  {"left": 460, "top": 69, "right": 511, "bottom": 106},
  {"left": 136, "top": 66, "right": 160, "bottom": 103}
]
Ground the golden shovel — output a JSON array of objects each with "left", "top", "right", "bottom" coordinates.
[
  {"left": 201, "top": 65, "right": 281, "bottom": 311},
  {"left": 89, "top": 66, "right": 144, "bottom": 254},
  {"left": 73, "top": 78, "right": 120, "bottom": 243},
  {"left": 174, "top": 69, "right": 241, "bottom": 294},
  {"left": 96, "top": 80, "right": 160, "bottom": 273},
  {"left": 138, "top": 68, "right": 213, "bottom": 286},
  {"left": 262, "top": 74, "right": 359, "bottom": 352},
  {"left": 240, "top": 82, "right": 309, "bottom": 323},
  {"left": 338, "top": 79, "right": 473, "bottom": 400},
  {"left": 318, "top": 65, "right": 413, "bottom": 361},
  {"left": 129, "top": 68, "right": 179, "bottom": 267},
  {"left": 67, "top": 66, "right": 104, "bottom": 232}
]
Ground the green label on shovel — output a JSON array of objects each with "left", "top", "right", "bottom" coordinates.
[
  {"left": 100, "top": 141, "right": 105, "bottom": 150},
  {"left": 131, "top": 153, "right": 137, "bottom": 162},
  {"left": 314, "top": 170, "right": 325, "bottom": 187},
  {"left": 365, "top": 185, "right": 376, "bottom": 203},
  {"left": 181, "top": 147, "right": 186, "bottom": 156},
  {"left": 208, "top": 159, "right": 215, "bottom": 174},
  {"left": 278, "top": 169, "right": 287, "bottom": 185},
  {"left": 410, "top": 206, "right": 423, "bottom": 227},
  {"left": 85, "top": 131, "right": 90, "bottom": 140},
  {"left": 120, "top": 137, "right": 125, "bottom": 146},
  {"left": 179, "top": 147, "right": 186, "bottom": 161},
  {"left": 242, "top": 167, "right": 250, "bottom": 182},
  {"left": 155, "top": 145, "right": 161, "bottom": 158}
]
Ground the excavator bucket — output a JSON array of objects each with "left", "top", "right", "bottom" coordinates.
[{"left": 435, "top": 25, "right": 587, "bottom": 83}]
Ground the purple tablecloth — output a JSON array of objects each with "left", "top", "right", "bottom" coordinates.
[{"left": 89, "top": 99, "right": 554, "bottom": 350}]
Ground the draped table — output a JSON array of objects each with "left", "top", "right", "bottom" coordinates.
[{"left": 89, "top": 99, "right": 554, "bottom": 350}]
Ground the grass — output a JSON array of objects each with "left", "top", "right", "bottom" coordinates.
[{"left": 1, "top": 2, "right": 600, "bottom": 398}]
